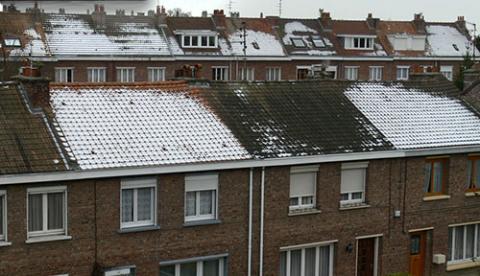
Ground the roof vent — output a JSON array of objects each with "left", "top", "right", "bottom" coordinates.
[{"left": 252, "top": 42, "right": 260, "bottom": 49}]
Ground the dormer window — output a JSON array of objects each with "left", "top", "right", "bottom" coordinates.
[
  {"left": 4, "top": 38, "right": 21, "bottom": 47},
  {"left": 179, "top": 32, "right": 218, "bottom": 48},
  {"left": 343, "top": 36, "right": 375, "bottom": 50},
  {"left": 311, "top": 36, "right": 325, "bottom": 48},
  {"left": 291, "top": 38, "right": 306, "bottom": 48}
]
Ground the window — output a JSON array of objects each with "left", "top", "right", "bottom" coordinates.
[
  {"left": 55, "top": 68, "right": 74, "bottom": 83},
  {"left": 289, "top": 166, "right": 318, "bottom": 211},
  {"left": 181, "top": 34, "right": 218, "bottom": 48},
  {"left": 0, "top": 191, "right": 5, "bottom": 242},
  {"left": 4, "top": 38, "right": 21, "bottom": 47},
  {"left": 27, "top": 186, "right": 67, "bottom": 238},
  {"left": 160, "top": 256, "right": 227, "bottom": 276},
  {"left": 240, "top": 67, "right": 255, "bottom": 81},
  {"left": 212, "top": 67, "right": 229, "bottom": 81},
  {"left": 466, "top": 156, "right": 480, "bottom": 192},
  {"left": 369, "top": 66, "right": 383, "bottom": 81},
  {"left": 185, "top": 174, "right": 218, "bottom": 222},
  {"left": 116, "top": 67, "right": 135, "bottom": 83},
  {"left": 396, "top": 66, "right": 410, "bottom": 80},
  {"left": 311, "top": 36, "right": 326, "bottom": 48},
  {"left": 147, "top": 67, "right": 166, "bottom": 82},
  {"left": 448, "top": 223, "right": 480, "bottom": 264},
  {"left": 340, "top": 162, "right": 368, "bottom": 206},
  {"left": 344, "top": 66, "right": 359, "bottom": 81},
  {"left": 87, "top": 68, "right": 106, "bottom": 83},
  {"left": 280, "top": 243, "right": 335, "bottom": 276},
  {"left": 291, "top": 38, "right": 306, "bottom": 48},
  {"left": 266, "top": 67, "right": 282, "bottom": 81},
  {"left": 424, "top": 158, "right": 448, "bottom": 195},
  {"left": 441, "top": 66, "right": 454, "bottom": 81},
  {"left": 344, "top": 37, "right": 374, "bottom": 50},
  {"left": 120, "top": 178, "right": 156, "bottom": 229},
  {"left": 104, "top": 265, "right": 136, "bottom": 276}
]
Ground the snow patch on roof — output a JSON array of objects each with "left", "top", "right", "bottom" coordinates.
[
  {"left": 345, "top": 82, "right": 480, "bottom": 149},
  {"left": 9, "top": 28, "right": 48, "bottom": 57},
  {"left": 282, "top": 21, "right": 317, "bottom": 45},
  {"left": 426, "top": 25, "right": 478, "bottom": 57},
  {"left": 225, "top": 30, "right": 285, "bottom": 56}
]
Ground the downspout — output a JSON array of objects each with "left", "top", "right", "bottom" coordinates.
[
  {"left": 247, "top": 168, "right": 253, "bottom": 276},
  {"left": 259, "top": 167, "right": 265, "bottom": 276}
]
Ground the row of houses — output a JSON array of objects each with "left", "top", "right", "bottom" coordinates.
[
  {"left": 0, "top": 4, "right": 478, "bottom": 83},
  {"left": 0, "top": 68, "right": 480, "bottom": 275}
]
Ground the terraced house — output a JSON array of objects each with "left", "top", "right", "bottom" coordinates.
[
  {"left": 0, "top": 4, "right": 478, "bottom": 83},
  {"left": 0, "top": 67, "right": 480, "bottom": 276}
]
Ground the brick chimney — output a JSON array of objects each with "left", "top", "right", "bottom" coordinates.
[
  {"left": 413, "top": 13, "right": 426, "bottom": 34},
  {"left": 155, "top": 5, "right": 167, "bottom": 26},
  {"left": 13, "top": 66, "right": 51, "bottom": 110},
  {"left": 92, "top": 4, "right": 106, "bottom": 29},
  {"left": 366, "top": 13, "right": 379, "bottom": 30},
  {"left": 212, "top": 9, "right": 226, "bottom": 29},
  {"left": 319, "top": 10, "right": 332, "bottom": 31},
  {"left": 456, "top": 16, "right": 469, "bottom": 36}
]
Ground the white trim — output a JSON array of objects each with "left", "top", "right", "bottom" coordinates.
[
  {"left": 0, "top": 191, "right": 6, "bottom": 242},
  {"left": 120, "top": 178, "right": 157, "bottom": 229},
  {"left": 342, "top": 162, "right": 369, "bottom": 170},
  {"left": 184, "top": 174, "right": 218, "bottom": 222},
  {"left": 25, "top": 234, "right": 71, "bottom": 244},
  {"left": 280, "top": 239, "right": 338, "bottom": 251},
  {"left": 355, "top": 233, "right": 383, "bottom": 240},
  {"left": 408, "top": 227, "right": 434, "bottom": 233},
  {"left": 337, "top": 34, "right": 377, "bottom": 38},
  {"left": 449, "top": 221, "right": 480, "bottom": 227},
  {"left": 259, "top": 167, "right": 265, "bottom": 276},
  {"left": 355, "top": 236, "right": 381, "bottom": 276}
]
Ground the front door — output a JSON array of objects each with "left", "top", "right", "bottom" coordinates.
[
  {"left": 357, "top": 238, "right": 375, "bottom": 276},
  {"left": 409, "top": 232, "right": 426, "bottom": 276}
]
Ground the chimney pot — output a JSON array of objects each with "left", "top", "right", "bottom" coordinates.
[
  {"left": 368, "top": 13, "right": 373, "bottom": 19},
  {"left": 13, "top": 68, "right": 51, "bottom": 110}
]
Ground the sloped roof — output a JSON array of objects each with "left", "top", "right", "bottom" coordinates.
[
  {"left": 0, "top": 82, "right": 66, "bottom": 175},
  {"left": 426, "top": 23, "right": 479, "bottom": 57}
]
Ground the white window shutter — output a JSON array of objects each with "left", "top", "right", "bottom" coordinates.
[
  {"left": 290, "top": 172, "right": 316, "bottom": 197},
  {"left": 185, "top": 174, "right": 218, "bottom": 192},
  {"left": 341, "top": 168, "right": 365, "bottom": 193}
]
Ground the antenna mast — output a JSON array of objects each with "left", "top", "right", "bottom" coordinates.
[
  {"left": 228, "top": 0, "right": 234, "bottom": 15},
  {"left": 278, "top": 0, "right": 282, "bottom": 17}
]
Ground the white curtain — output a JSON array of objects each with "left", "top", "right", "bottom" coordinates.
[
  {"left": 454, "top": 227, "right": 464, "bottom": 260},
  {"left": 137, "top": 188, "right": 152, "bottom": 221},
  {"left": 47, "top": 192, "right": 64, "bottom": 230},
  {"left": 305, "top": 247, "right": 316, "bottom": 276},
  {"left": 423, "top": 163, "right": 432, "bottom": 192},
  {"left": 122, "top": 189, "right": 134, "bottom": 223},
  {"left": 319, "top": 246, "right": 330, "bottom": 276},
  {"left": 203, "top": 259, "right": 219, "bottom": 276},
  {"left": 28, "top": 194, "right": 43, "bottom": 232},
  {"left": 290, "top": 250, "right": 301, "bottom": 276},
  {"left": 433, "top": 162, "right": 443, "bottom": 193},
  {"left": 200, "top": 190, "right": 213, "bottom": 215},
  {"left": 186, "top": 192, "right": 196, "bottom": 217}
]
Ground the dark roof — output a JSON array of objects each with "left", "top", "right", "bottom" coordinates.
[
  {"left": 202, "top": 81, "right": 394, "bottom": 158},
  {"left": 166, "top": 17, "right": 216, "bottom": 31},
  {"left": 0, "top": 83, "right": 67, "bottom": 175}
]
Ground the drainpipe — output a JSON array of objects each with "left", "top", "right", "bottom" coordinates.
[
  {"left": 259, "top": 167, "right": 265, "bottom": 276},
  {"left": 248, "top": 168, "right": 253, "bottom": 276}
]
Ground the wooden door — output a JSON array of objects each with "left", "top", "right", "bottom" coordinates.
[
  {"left": 409, "top": 232, "right": 426, "bottom": 276},
  {"left": 297, "top": 69, "right": 309, "bottom": 80},
  {"left": 357, "top": 238, "right": 375, "bottom": 276}
]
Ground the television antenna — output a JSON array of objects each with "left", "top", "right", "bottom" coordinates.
[{"left": 278, "top": 0, "right": 282, "bottom": 17}]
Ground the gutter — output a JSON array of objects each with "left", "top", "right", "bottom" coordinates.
[
  {"left": 247, "top": 168, "right": 253, "bottom": 276},
  {"left": 259, "top": 167, "right": 265, "bottom": 276},
  {"left": 1, "top": 145, "right": 480, "bottom": 185}
]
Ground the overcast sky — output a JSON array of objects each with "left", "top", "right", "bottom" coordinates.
[{"left": 2, "top": 0, "right": 479, "bottom": 29}]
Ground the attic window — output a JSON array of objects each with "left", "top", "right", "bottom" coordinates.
[
  {"left": 4, "top": 38, "right": 21, "bottom": 47},
  {"left": 252, "top": 42, "right": 260, "bottom": 50},
  {"left": 291, "top": 38, "right": 306, "bottom": 48},
  {"left": 181, "top": 34, "right": 218, "bottom": 48},
  {"left": 452, "top": 44, "right": 459, "bottom": 51},
  {"left": 311, "top": 36, "right": 325, "bottom": 48}
]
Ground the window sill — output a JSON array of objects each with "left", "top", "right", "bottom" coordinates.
[
  {"left": 339, "top": 203, "right": 370, "bottom": 211},
  {"left": 465, "top": 191, "right": 480, "bottom": 197},
  {"left": 422, "top": 195, "right": 451, "bottom": 201},
  {"left": 0, "top": 241, "right": 12, "bottom": 247},
  {"left": 288, "top": 208, "right": 322, "bottom": 217},
  {"left": 183, "top": 219, "right": 221, "bottom": 227},
  {"left": 26, "top": 235, "right": 72, "bottom": 244},
  {"left": 446, "top": 260, "right": 480, "bottom": 271},
  {"left": 118, "top": 225, "right": 160, "bottom": 234}
]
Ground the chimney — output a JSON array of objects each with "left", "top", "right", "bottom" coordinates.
[
  {"left": 212, "top": 9, "right": 226, "bottom": 29},
  {"left": 456, "top": 16, "right": 468, "bottom": 36},
  {"left": 13, "top": 66, "right": 51, "bottom": 110},
  {"left": 366, "top": 13, "right": 379, "bottom": 30},
  {"left": 92, "top": 4, "right": 106, "bottom": 29},
  {"left": 413, "top": 13, "right": 426, "bottom": 34},
  {"left": 201, "top": 10, "right": 208, "bottom": 17},
  {"left": 319, "top": 9, "right": 332, "bottom": 31},
  {"left": 260, "top": 12, "right": 264, "bottom": 18},
  {"left": 155, "top": 5, "right": 167, "bottom": 26}
]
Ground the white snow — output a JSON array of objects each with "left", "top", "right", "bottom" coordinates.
[
  {"left": 426, "top": 25, "right": 479, "bottom": 57},
  {"left": 9, "top": 28, "right": 48, "bottom": 57},
  {"left": 50, "top": 86, "right": 250, "bottom": 169},
  {"left": 282, "top": 21, "right": 317, "bottom": 45},
  {"left": 282, "top": 21, "right": 336, "bottom": 56},
  {"left": 345, "top": 82, "right": 480, "bottom": 149},
  {"left": 224, "top": 30, "right": 285, "bottom": 56}
]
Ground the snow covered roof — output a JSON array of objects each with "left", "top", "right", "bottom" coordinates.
[
  {"left": 50, "top": 82, "right": 250, "bottom": 169},
  {"left": 8, "top": 27, "right": 49, "bottom": 57},
  {"left": 345, "top": 82, "right": 480, "bottom": 149},
  {"left": 426, "top": 24, "right": 479, "bottom": 57},
  {"left": 224, "top": 29, "right": 286, "bottom": 56},
  {"left": 280, "top": 20, "right": 336, "bottom": 57}
]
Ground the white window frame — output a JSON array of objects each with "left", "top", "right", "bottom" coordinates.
[
  {"left": 160, "top": 254, "right": 227, "bottom": 276},
  {"left": 240, "top": 67, "right": 255, "bottom": 81},
  {"left": 0, "top": 191, "right": 6, "bottom": 242},
  {"left": 120, "top": 178, "right": 157, "bottom": 229},
  {"left": 26, "top": 186, "right": 68, "bottom": 238},
  {"left": 4, "top": 38, "right": 21, "bottom": 47},
  {"left": 54, "top": 67, "right": 74, "bottom": 83},
  {"left": 180, "top": 34, "right": 218, "bottom": 48},
  {"left": 266, "top": 67, "right": 282, "bottom": 81},
  {"left": 343, "top": 36, "right": 375, "bottom": 50},
  {"left": 291, "top": 38, "right": 307, "bottom": 48},
  {"left": 396, "top": 66, "right": 410, "bottom": 80},
  {"left": 87, "top": 67, "right": 106, "bottom": 83},
  {"left": 212, "top": 66, "right": 229, "bottom": 81},
  {"left": 280, "top": 240, "right": 336, "bottom": 276},
  {"left": 340, "top": 162, "right": 368, "bottom": 206},
  {"left": 184, "top": 174, "right": 219, "bottom": 222},
  {"left": 104, "top": 265, "right": 136, "bottom": 276},
  {"left": 345, "top": 66, "right": 359, "bottom": 81},
  {"left": 368, "top": 66, "right": 383, "bottom": 81},
  {"left": 147, "top": 67, "right": 166, "bottom": 82},
  {"left": 448, "top": 222, "right": 480, "bottom": 265},
  {"left": 440, "top": 65, "right": 454, "bottom": 81},
  {"left": 116, "top": 67, "right": 135, "bottom": 83},
  {"left": 289, "top": 165, "right": 318, "bottom": 211},
  {"left": 355, "top": 235, "right": 382, "bottom": 276}
]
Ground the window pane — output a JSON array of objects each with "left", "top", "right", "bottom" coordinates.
[
  {"left": 476, "top": 160, "right": 480, "bottom": 188},
  {"left": 200, "top": 190, "right": 213, "bottom": 215},
  {"left": 180, "top": 262, "right": 197, "bottom": 276},
  {"left": 137, "top": 187, "right": 153, "bottom": 221},
  {"left": 290, "top": 249, "right": 301, "bottom": 276},
  {"left": 290, "top": 197, "right": 299, "bottom": 206},
  {"left": 424, "top": 163, "right": 432, "bottom": 193},
  {"left": 448, "top": 227, "right": 453, "bottom": 260},
  {"left": 47, "top": 192, "right": 64, "bottom": 230},
  {"left": 203, "top": 259, "right": 219, "bottom": 276},
  {"left": 301, "top": 196, "right": 314, "bottom": 205},
  {"left": 201, "top": 36, "right": 208, "bottom": 47},
  {"left": 454, "top": 226, "right": 464, "bottom": 260},
  {"left": 122, "top": 189, "right": 134, "bottom": 223},
  {"left": 305, "top": 247, "right": 316, "bottom": 276},
  {"left": 28, "top": 194, "right": 43, "bottom": 232},
  {"left": 279, "top": 251, "right": 287, "bottom": 276},
  {"left": 340, "top": 193, "right": 349, "bottom": 201},
  {"left": 467, "top": 160, "right": 473, "bottom": 189},
  {"left": 352, "top": 192, "right": 363, "bottom": 200},
  {"left": 184, "top": 36, "right": 190, "bottom": 46},
  {"left": 186, "top": 191, "right": 196, "bottom": 216},
  {"left": 466, "top": 225, "right": 475, "bottom": 258},
  {"left": 319, "top": 246, "right": 330, "bottom": 276},
  {"left": 192, "top": 36, "right": 198, "bottom": 46},
  {"left": 0, "top": 196, "right": 3, "bottom": 236},
  {"left": 209, "top": 36, "right": 216, "bottom": 46},
  {"left": 477, "top": 225, "right": 480, "bottom": 257},
  {"left": 160, "top": 265, "right": 176, "bottom": 276},
  {"left": 433, "top": 161, "right": 443, "bottom": 193}
]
